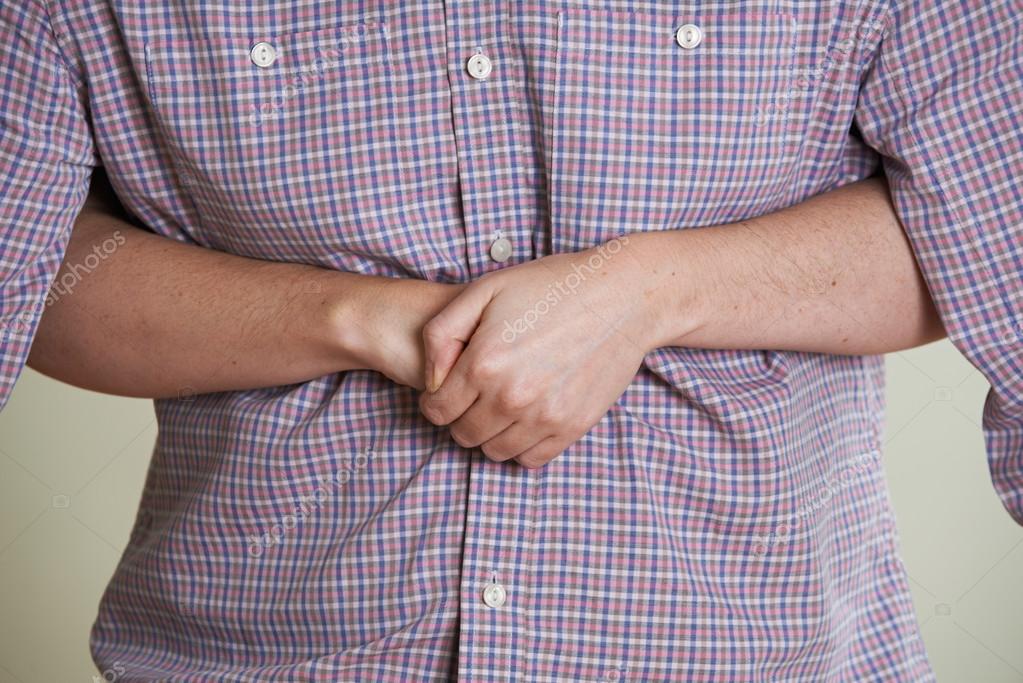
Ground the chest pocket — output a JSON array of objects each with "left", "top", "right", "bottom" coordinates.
[
  {"left": 144, "top": 18, "right": 459, "bottom": 271},
  {"left": 551, "top": 7, "right": 799, "bottom": 251}
]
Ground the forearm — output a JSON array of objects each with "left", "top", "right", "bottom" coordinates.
[
  {"left": 28, "top": 193, "right": 388, "bottom": 398},
  {"left": 636, "top": 176, "right": 945, "bottom": 355}
]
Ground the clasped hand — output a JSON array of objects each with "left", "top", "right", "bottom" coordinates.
[{"left": 415, "top": 236, "right": 658, "bottom": 469}]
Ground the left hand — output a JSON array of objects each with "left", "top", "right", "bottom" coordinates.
[{"left": 418, "top": 235, "right": 660, "bottom": 468}]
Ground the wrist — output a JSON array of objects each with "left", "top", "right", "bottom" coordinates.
[
  {"left": 300, "top": 269, "right": 383, "bottom": 373},
  {"left": 618, "top": 230, "right": 710, "bottom": 350}
]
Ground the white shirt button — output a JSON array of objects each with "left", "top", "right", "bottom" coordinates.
[
  {"left": 676, "top": 24, "right": 703, "bottom": 50},
  {"left": 482, "top": 582, "right": 507, "bottom": 608},
  {"left": 466, "top": 53, "right": 493, "bottom": 80},
  {"left": 489, "top": 236, "right": 513, "bottom": 263},
  {"left": 250, "top": 41, "right": 278, "bottom": 68}
]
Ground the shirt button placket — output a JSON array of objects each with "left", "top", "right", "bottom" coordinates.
[{"left": 442, "top": 3, "right": 537, "bottom": 679}]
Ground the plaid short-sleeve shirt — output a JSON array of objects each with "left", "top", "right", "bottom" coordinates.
[{"left": 1, "top": 0, "right": 1021, "bottom": 680}]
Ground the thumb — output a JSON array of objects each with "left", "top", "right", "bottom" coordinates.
[{"left": 423, "top": 281, "right": 494, "bottom": 392}]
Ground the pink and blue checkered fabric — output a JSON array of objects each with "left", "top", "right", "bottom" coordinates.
[{"left": 2, "top": 0, "right": 1021, "bottom": 680}]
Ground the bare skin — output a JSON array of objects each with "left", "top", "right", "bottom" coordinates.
[
  {"left": 30, "top": 175, "right": 942, "bottom": 469},
  {"left": 419, "top": 177, "right": 944, "bottom": 467},
  {"left": 28, "top": 175, "right": 463, "bottom": 396}
]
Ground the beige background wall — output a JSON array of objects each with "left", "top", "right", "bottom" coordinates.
[{"left": 0, "top": 339, "right": 1021, "bottom": 682}]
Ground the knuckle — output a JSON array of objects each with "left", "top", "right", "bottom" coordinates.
[
  {"left": 421, "top": 319, "right": 447, "bottom": 346},
  {"left": 536, "top": 400, "right": 565, "bottom": 428},
  {"left": 450, "top": 425, "right": 480, "bottom": 448},
  {"left": 419, "top": 398, "right": 448, "bottom": 426},
  {"left": 496, "top": 384, "right": 532, "bottom": 412},
  {"left": 423, "top": 409, "right": 447, "bottom": 426},
  {"left": 481, "top": 441, "right": 514, "bottom": 461},
  {"left": 517, "top": 453, "right": 550, "bottom": 470},
  {"left": 466, "top": 354, "right": 502, "bottom": 383}
]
